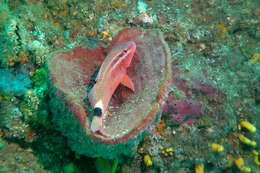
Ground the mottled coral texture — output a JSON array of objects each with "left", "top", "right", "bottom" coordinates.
[{"left": 0, "top": 68, "right": 31, "bottom": 95}]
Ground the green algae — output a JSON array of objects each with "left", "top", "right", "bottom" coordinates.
[{"left": 32, "top": 68, "right": 48, "bottom": 91}]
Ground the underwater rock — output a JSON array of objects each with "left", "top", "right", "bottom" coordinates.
[
  {"left": 47, "top": 28, "right": 171, "bottom": 158},
  {"left": 0, "top": 139, "right": 47, "bottom": 172},
  {"left": 0, "top": 99, "right": 30, "bottom": 140}
]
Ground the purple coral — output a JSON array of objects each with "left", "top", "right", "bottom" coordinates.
[{"left": 163, "top": 67, "right": 217, "bottom": 125}]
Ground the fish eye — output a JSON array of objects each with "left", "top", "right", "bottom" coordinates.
[
  {"left": 118, "top": 49, "right": 128, "bottom": 58},
  {"left": 93, "top": 107, "right": 102, "bottom": 117},
  {"left": 118, "top": 52, "right": 125, "bottom": 57}
]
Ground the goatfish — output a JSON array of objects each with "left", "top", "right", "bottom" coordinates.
[{"left": 88, "top": 41, "right": 136, "bottom": 137}]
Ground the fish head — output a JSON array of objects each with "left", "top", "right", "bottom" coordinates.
[{"left": 107, "top": 41, "right": 136, "bottom": 69}]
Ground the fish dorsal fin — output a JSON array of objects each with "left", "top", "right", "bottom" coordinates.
[
  {"left": 96, "top": 65, "right": 105, "bottom": 82},
  {"left": 88, "top": 86, "right": 95, "bottom": 107},
  {"left": 121, "top": 74, "right": 135, "bottom": 92}
]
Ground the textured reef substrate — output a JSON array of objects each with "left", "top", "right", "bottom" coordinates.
[{"left": 0, "top": 0, "right": 259, "bottom": 172}]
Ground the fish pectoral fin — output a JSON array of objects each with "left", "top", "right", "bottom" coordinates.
[{"left": 121, "top": 74, "right": 135, "bottom": 92}]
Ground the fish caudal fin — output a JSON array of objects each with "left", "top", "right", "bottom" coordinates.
[
  {"left": 91, "top": 116, "right": 102, "bottom": 132},
  {"left": 121, "top": 74, "right": 135, "bottom": 92},
  {"left": 91, "top": 116, "right": 110, "bottom": 137}
]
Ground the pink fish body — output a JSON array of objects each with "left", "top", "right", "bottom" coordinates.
[{"left": 88, "top": 41, "right": 136, "bottom": 136}]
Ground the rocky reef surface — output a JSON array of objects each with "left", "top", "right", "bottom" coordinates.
[{"left": 0, "top": 0, "right": 259, "bottom": 172}]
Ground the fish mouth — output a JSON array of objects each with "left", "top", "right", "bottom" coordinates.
[{"left": 125, "top": 41, "right": 136, "bottom": 50}]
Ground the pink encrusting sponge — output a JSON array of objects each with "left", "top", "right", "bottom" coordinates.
[{"left": 47, "top": 28, "right": 171, "bottom": 158}]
